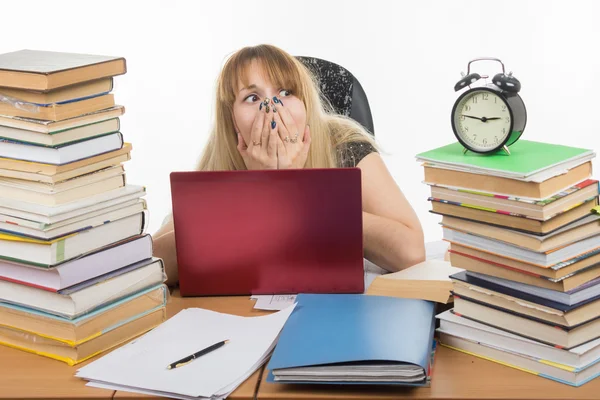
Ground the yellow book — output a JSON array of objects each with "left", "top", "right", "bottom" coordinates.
[
  {"left": 0, "top": 285, "right": 167, "bottom": 345},
  {"left": 0, "top": 231, "right": 73, "bottom": 244},
  {"left": 0, "top": 78, "right": 113, "bottom": 105},
  {"left": 0, "top": 307, "right": 166, "bottom": 366}
]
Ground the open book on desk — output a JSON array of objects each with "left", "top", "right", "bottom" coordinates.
[
  {"left": 366, "top": 259, "right": 463, "bottom": 303},
  {"left": 76, "top": 305, "right": 296, "bottom": 400},
  {"left": 251, "top": 246, "right": 451, "bottom": 311},
  {"left": 266, "top": 294, "right": 436, "bottom": 386}
]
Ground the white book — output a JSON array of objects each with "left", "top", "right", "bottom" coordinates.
[
  {"left": 0, "top": 132, "right": 123, "bottom": 164},
  {"left": 0, "top": 118, "right": 120, "bottom": 147},
  {"left": 443, "top": 227, "right": 600, "bottom": 267},
  {"left": 437, "top": 309, "right": 600, "bottom": 369},
  {"left": 0, "top": 184, "right": 145, "bottom": 223},
  {"left": 0, "top": 165, "right": 124, "bottom": 193},
  {"left": 0, "top": 258, "right": 164, "bottom": 319},
  {"left": 0, "top": 174, "right": 126, "bottom": 206},
  {"left": 0, "top": 199, "right": 145, "bottom": 239},
  {"left": 439, "top": 332, "right": 600, "bottom": 386},
  {"left": 0, "top": 235, "right": 152, "bottom": 291},
  {"left": 0, "top": 211, "right": 146, "bottom": 267}
]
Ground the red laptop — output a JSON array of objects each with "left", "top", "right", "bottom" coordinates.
[{"left": 170, "top": 168, "right": 364, "bottom": 296}]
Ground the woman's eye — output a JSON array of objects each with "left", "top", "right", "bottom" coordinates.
[
  {"left": 279, "top": 89, "right": 291, "bottom": 97},
  {"left": 244, "top": 94, "right": 259, "bottom": 103}
]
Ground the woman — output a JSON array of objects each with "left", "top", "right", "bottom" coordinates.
[{"left": 154, "top": 44, "right": 425, "bottom": 286}]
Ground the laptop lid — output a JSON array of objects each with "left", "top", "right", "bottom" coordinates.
[{"left": 170, "top": 168, "right": 364, "bottom": 296}]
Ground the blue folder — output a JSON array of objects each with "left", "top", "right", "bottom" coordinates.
[{"left": 266, "top": 293, "right": 436, "bottom": 386}]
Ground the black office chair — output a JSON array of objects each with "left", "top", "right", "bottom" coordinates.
[{"left": 296, "top": 56, "right": 375, "bottom": 136}]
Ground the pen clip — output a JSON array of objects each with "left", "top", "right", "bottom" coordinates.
[
  {"left": 167, "top": 359, "right": 193, "bottom": 370},
  {"left": 174, "top": 360, "right": 193, "bottom": 368}
]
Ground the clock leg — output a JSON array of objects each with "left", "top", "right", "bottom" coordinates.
[
  {"left": 502, "top": 145, "right": 511, "bottom": 156},
  {"left": 462, "top": 147, "right": 469, "bottom": 155}
]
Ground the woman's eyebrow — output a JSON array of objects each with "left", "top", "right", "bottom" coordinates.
[{"left": 239, "top": 84, "right": 259, "bottom": 93}]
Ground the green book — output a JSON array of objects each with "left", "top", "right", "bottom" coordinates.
[{"left": 416, "top": 140, "right": 595, "bottom": 180}]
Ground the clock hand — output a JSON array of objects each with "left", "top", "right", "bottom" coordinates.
[
  {"left": 462, "top": 115, "right": 503, "bottom": 122},
  {"left": 461, "top": 115, "right": 484, "bottom": 121}
]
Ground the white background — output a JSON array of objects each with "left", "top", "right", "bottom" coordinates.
[{"left": 1, "top": 0, "right": 599, "bottom": 241}]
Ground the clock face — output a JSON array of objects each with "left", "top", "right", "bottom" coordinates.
[{"left": 452, "top": 89, "right": 512, "bottom": 152}]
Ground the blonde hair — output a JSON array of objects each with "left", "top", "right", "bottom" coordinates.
[{"left": 197, "top": 44, "right": 377, "bottom": 171}]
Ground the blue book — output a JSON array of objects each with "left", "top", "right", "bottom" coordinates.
[{"left": 266, "top": 294, "right": 436, "bottom": 386}]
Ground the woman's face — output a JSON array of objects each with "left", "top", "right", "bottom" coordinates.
[{"left": 232, "top": 60, "right": 306, "bottom": 144}]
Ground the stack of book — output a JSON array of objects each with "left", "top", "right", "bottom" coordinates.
[
  {"left": 0, "top": 50, "right": 167, "bottom": 366},
  {"left": 416, "top": 139, "right": 600, "bottom": 386}
]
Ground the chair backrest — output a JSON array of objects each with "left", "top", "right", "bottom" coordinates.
[{"left": 296, "top": 56, "right": 374, "bottom": 135}]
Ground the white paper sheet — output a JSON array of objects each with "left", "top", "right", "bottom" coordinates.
[
  {"left": 76, "top": 304, "right": 296, "bottom": 399},
  {"left": 251, "top": 294, "right": 297, "bottom": 311},
  {"left": 425, "top": 239, "right": 449, "bottom": 261},
  {"left": 364, "top": 258, "right": 387, "bottom": 290}
]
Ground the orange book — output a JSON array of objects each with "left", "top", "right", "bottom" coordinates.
[
  {"left": 0, "top": 50, "right": 126, "bottom": 91},
  {"left": 0, "top": 78, "right": 113, "bottom": 104},
  {"left": 424, "top": 162, "right": 592, "bottom": 200}
]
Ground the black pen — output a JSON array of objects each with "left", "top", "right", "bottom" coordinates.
[{"left": 166, "top": 339, "right": 230, "bottom": 370}]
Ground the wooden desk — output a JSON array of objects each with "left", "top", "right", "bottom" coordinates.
[
  {"left": 7, "top": 292, "right": 600, "bottom": 400},
  {"left": 257, "top": 345, "right": 600, "bottom": 400},
  {"left": 0, "top": 290, "right": 267, "bottom": 400},
  {"left": 0, "top": 344, "right": 114, "bottom": 400},
  {"left": 114, "top": 290, "right": 269, "bottom": 400}
]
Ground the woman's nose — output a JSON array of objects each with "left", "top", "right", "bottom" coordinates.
[{"left": 260, "top": 97, "right": 272, "bottom": 112}]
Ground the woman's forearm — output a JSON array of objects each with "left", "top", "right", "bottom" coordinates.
[
  {"left": 152, "top": 229, "right": 179, "bottom": 287},
  {"left": 362, "top": 211, "right": 425, "bottom": 272}
]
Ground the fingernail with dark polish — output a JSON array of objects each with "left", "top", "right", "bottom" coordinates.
[
  {"left": 273, "top": 96, "right": 279, "bottom": 104},
  {"left": 271, "top": 120, "right": 276, "bottom": 129},
  {"left": 259, "top": 102, "right": 263, "bottom": 110},
  {"left": 278, "top": 98, "right": 284, "bottom": 106},
  {"left": 273, "top": 106, "right": 277, "bottom": 113}
]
